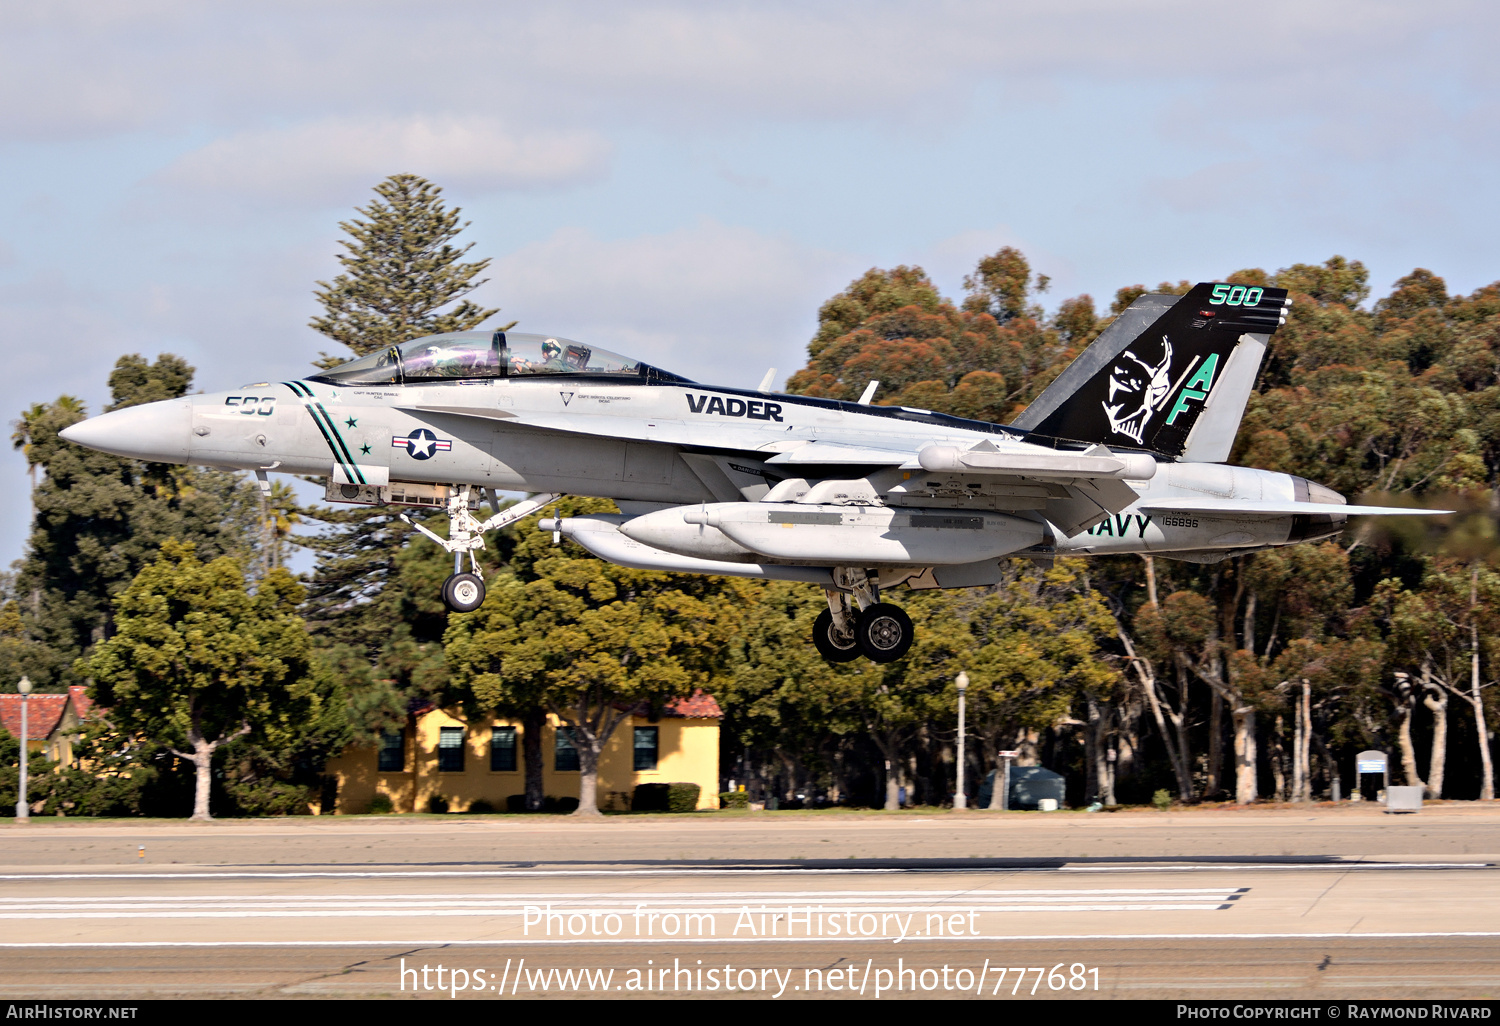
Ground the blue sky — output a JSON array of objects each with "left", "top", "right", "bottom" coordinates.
[{"left": 4, "top": 1, "right": 1499, "bottom": 569}]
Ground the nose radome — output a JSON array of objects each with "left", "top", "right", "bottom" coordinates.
[{"left": 58, "top": 397, "right": 193, "bottom": 463}]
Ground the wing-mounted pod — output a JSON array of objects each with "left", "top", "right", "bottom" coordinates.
[
  {"left": 1011, "top": 283, "right": 1292, "bottom": 461},
  {"left": 908, "top": 439, "right": 1156, "bottom": 536}
]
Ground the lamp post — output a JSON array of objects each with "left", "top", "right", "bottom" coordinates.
[
  {"left": 14, "top": 676, "right": 30, "bottom": 822},
  {"left": 954, "top": 672, "right": 969, "bottom": 810}
]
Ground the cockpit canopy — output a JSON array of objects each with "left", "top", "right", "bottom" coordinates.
[{"left": 311, "top": 331, "right": 692, "bottom": 386}]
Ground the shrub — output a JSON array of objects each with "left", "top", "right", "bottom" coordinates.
[
  {"left": 554, "top": 796, "right": 579, "bottom": 813},
  {"left": 718, "top": 790, "right": 749, "bottom": 810},
  {"left": 428, "top": 795, "right": 449, "bottom": 814},
  {"left": 506, "top": 794, "right": 527, "bottom": 813},
  {"left": 632, "top": 783, "right": 671, "bottom": 811},
  {"left": 467, "top": 799, "right": 495, "bottom": 814},
  {"left": 1151, "top": 789, "right": 1172, "bottom": 811},
  {"left": 367, "top": 794, "right": 394, "bottom": 815},
  {"left": 667, "top": 782, "right": 701, "bottom": 813},
  {"left": 226, "top": 777, "right": 316, "bottom": 817},
  {"left": 46, "top": 767, "right": 151, "bottom": 817}
]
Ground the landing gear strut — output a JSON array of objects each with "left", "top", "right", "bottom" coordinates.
[
  {"left": 814, "top": 568, "right": 916, "bottom": 664},
  {"left": 401, "top": 487, "right": 561, "bottom": 613}
]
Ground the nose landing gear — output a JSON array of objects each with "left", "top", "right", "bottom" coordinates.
[
  {"left": 442, "top": 572, "right": 486, "bottom": 613},
  {"left": 401, "top": 486, "right": 561, "bottom": 613}
]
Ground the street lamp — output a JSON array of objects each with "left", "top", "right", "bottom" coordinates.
[
  {"left": 14, "top": 676, "right": 30, "bottom": 822},
  {"left": 954, "top": 672, "right": 969, "bottom": 810}
]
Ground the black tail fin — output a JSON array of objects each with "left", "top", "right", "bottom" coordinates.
[{"left": 1010, "top": 282, "right": 1291, "bottom": 459}]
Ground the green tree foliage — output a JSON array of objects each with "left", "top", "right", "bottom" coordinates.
[
  {"left": 309, "top": 173, "right": 503, "bottom": 366},
  {"left": 1240, "top": 259, "right": 1500, "bottom": 498},
  {"left": 86, "top": 541, "right": 340, "bottom": 819},
  {"left": 445, "top": 498, "right": 744, "bottom": 815},
  {"left": 784, "top": 252, "right": 1078, "bottom": 421},
  {"left": 962, "top": 246, "right": 1050, "bottom": 322},
  {"left": 11, "top": 356, "right": 261, "bottom": 677}
]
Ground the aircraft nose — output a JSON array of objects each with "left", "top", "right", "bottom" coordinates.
[{"left": 58, "top": 397, "right": 193, "bottom": 463}]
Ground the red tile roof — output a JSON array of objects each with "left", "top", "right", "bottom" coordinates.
[
  {"left": 67, "top": 685, "right": 94, "bottom": 720},
  {"left": 0, "top": 693, "right": 68, "bottom": 741},
  {"left": 663, "top": 690, "right": 723, "bottom": 719}
]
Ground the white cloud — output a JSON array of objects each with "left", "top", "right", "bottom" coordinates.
[
  {"left": 3, "top": 1, "right": 1493, "bottom": 139},
  {"left": 489, "top": 221, "right": 861, "bottom": 388},
  {"left": 155, "top": 117, "right": 612, "bottom": 202}
]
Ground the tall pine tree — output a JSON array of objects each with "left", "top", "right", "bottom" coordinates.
[
  {"left": 302, "top": 174, "right": 504, "bottom": 667},
  {"left": 309, "top": 173, "right": 505, "bottom": 367}
]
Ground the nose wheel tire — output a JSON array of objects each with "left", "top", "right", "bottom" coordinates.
[
  {"left": 442, "top": 572, "right": 486, "bottom": 613},
  {"left": 812, "top": 609, "right": 863, "bottom": 663},
  {"left": 857, "top": 603, "right": 914, "bottom": 663}
]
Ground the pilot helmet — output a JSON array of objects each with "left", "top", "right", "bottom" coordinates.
[{"left": 542, "top": 339, "right": 562, "bottom": 359}]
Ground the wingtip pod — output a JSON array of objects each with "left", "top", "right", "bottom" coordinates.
[{"left": 1010, "top": 282, "right": 1291, "bottom": 460}]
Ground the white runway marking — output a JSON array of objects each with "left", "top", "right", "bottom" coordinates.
[
  {"left": 0, "top": 861, "right": 1484, "bottom": 881},
  {"left": 0, "top": 887, "right": 1248, "bottom": 919},
  {"left": 4, "top": 932, "right": 1500, "bottom": 949}
]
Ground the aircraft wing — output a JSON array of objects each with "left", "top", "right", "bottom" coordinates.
[
  {"left": 762, "top": 441, "right": 913, "bottom": 465},
  {"left": 1139, "top": 498, "right": 1451, "bottom": 517}
]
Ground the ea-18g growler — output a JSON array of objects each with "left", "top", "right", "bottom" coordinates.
[{"left": 61, "top": 283, "right": 1438, "bottom": 663}]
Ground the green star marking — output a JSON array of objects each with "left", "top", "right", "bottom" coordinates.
[
  {"left": 360, "top": 444, "right": 371, "bottom": 455},
  {"left": 345, "top": 417, "right": 358, "bottom": 429}
]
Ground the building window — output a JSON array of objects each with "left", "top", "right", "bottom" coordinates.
[
  {"left": 633, "top": 726, "right": 659, "bottom": 771},
  {"left": 438, "top": 726, "right": 465, "bottom": 772},
  {"left": 378, "top": 729, "right": 404, "bottom": 772},
  {"left": 491, "top": 726, "right": 517, "bottom": 772},
  {"left": 554, "top": 727, "right": 579, "bottom": 772}
]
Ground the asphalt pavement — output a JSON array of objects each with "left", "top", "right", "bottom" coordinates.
[{"left": 1, "top": 805, "right": 1497, "bottom": 1000}]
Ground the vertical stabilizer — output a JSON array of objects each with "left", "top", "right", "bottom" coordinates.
[{"left": 1010, "top": 283, "right": 1290, "bottom": 459}]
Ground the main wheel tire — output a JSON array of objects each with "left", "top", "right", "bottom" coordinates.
[
  {"left": 857, "top": 602, "right": 914, "bottom": 663},
  {"left": 812, "top": 609, "right": 863, "bottom": 663},
  {"left": 442, "top": 572, "right": 486, "bottom": 613}
]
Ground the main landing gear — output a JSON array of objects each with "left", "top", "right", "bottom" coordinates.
[
  {"left": 401, "top": 486, "right": 561, "bottom": 613},
  {"left": 815, "top": 568, "right": 915, "bottom": 664}
]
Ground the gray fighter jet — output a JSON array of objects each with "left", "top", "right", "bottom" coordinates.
[{"left": 61, "top": 283, "right": 1439, "bottom": 663}]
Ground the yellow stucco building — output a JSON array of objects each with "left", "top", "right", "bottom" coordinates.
[{"left": 326, "top": 691, "right": 722, "bottom": 813}]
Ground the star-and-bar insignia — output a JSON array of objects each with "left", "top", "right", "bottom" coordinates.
[{"left": 391, "top": 428, "right": 453, "bottom": 461}]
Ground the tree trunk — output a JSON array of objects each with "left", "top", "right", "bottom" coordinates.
[
  {"left": 172, "top": 707, "right": 248, "bottom": 821},
  {"left": 1084, "top": 694, "right": 1101, "bottom": 804},
  {"left": 1423, "top": 682, "right": 1448, "bottom": 799},
  {"left": 1290, "top": 696, "right": 1303, "bottom": 802},
  {"left": 1115, "top": 689, "right": 1141, "bottom": 795},
  {"left": 1393, "top": 673, "right": 1425, "bottom": 791},
  {"left": 1207, "top": 690, "right": 1224, "bottom": 797},
  {"left": 1232, "top": 704, "right": 1258, "bottom": 804},
  {"left": 1471, "top": 610, "right": 1496, "bottom": 801},
  {"left": 1299, "top": 679, "right": 1314, "bottom": 803},
  {"left": 1123, "top": 629, "right": 1194, "bottom": 800},
  {"left": 523, "top": 708, "right": 546, "bottom": 811},
  {"left": 575, "top": 739, "right": 603, "bottom": 816},
  {"left": 1270, "top": 714, "right": 1287, "bottom": 801},
  {"left": 189, "top": 740, "right": 213, "bottom": 821}
]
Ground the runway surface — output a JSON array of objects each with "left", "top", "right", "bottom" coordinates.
[{"left": 2, "top": 807, "right": 1498, "bottom": 1000}]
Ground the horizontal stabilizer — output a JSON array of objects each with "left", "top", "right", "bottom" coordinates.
[{"left": 1139, "top": 498, "right": 1450, "bottom": 517}]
